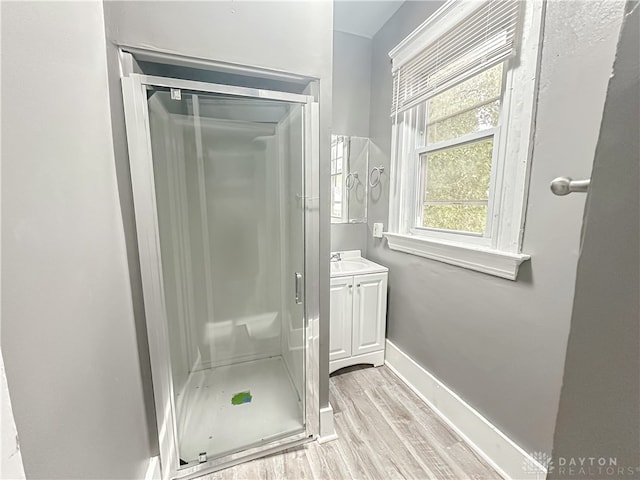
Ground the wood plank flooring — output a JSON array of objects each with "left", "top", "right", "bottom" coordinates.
[{"left": 203, "top": 365, "right": 502, "bottom": 480}]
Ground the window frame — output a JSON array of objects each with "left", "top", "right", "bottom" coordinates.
[
  {"left": 385, "top": 0, "right": 544, "bottom": 280},
  {"left": 412, "top": 127, "right": 502, "bottom": 245},
  {"left": 409, "top": 60, "right": 509, "bottom": 246}
]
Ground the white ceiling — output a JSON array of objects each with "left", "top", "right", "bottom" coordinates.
[{"left": 334, "top": 1, "right": 405, "bottom": 39}]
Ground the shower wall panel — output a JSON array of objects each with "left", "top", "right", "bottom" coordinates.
[{"left": 196, "top": 119, "right": 282, "bottom": 369}]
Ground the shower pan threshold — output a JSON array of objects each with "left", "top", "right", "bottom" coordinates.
[{"left": 178, "top": 356, "right": 305, "bottom": 463}]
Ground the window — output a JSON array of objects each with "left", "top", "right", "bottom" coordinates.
[
  {"left": 386, "top": 0, "right": 544, "bottom": 280},
  {"left": 418, "top": 63, "right": 503, "bottom": 235}
]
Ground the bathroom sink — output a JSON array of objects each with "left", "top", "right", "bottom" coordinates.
[
  {"left": 330, "top": 258, "right": 370, "bottom": 274},
  {"left": 330, "top": 251, "right": 388, "bottom": 277}
]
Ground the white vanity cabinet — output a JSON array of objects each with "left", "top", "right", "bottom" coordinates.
[
  {"left": 329, "top": 252, "right": 388, "bottom": 373},
  {"left": 329, "top": 276, "right": 353, "bottom": 363}
]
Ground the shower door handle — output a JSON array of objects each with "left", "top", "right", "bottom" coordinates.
[{"left": 295, "top": 272, "right": 303, "bottom": 304}]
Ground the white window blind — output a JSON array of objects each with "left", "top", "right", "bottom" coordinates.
[{"left": 391, "top": 0, "right": 522, "bottom": 116}]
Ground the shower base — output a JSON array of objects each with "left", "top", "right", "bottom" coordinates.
[{"left": 178, "top": 356, "right": 304, "bottom": 463}]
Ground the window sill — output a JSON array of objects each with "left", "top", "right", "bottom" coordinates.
[{"left": 384, "top": 232, "right": 530, "bottom": 280}]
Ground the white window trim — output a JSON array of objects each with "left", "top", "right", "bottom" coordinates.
[
  {"left": 385, "top": 0, "right": 544, "bottom": 281},
  {"left": 384, "top": 233, "right": 530, "bottom": 280}
]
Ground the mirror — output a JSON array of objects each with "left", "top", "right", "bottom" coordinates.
[{"left": 330, "top": 135, "right": 369, "bottom": 224}]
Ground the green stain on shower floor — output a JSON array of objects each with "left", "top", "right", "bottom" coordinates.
[{"left": 231, "top": 391, "right": 252, "bottom": 405}]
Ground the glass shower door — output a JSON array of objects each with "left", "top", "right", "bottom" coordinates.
[{"left": 123, "top": 75, "right": 315, "bottom": 477}]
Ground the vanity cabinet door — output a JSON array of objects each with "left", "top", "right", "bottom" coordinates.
[
  {"left": 352, "top": 272, "right": 388, "bottom": 357},
  {"left": 329, "top": 276, "right": 353, "bottom": 361}
]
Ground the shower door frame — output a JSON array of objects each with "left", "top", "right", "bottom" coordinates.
[{"left": 121, "top": 73, "right": 320, "bottom": 479}]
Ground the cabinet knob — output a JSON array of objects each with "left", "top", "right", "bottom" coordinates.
[
  {"left": 348, "top": 285, "right": 353, "bottom": 289},
  {"left": 357, "top": 284, "right": 361, "bottom": 287}
]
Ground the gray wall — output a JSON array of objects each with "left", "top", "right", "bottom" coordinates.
[
  {"left": 332, "top": 31, "right": 372, "bottom": 138},
  {"left": 549, "top": 3, "right": 639, "bottom": 476},
  {"left": 366, "top": 0, "right": 625, "bottom": 454},
  {"left": 331, "top": 30, "right": 372, "bottom": 253},
  {"left": 1, "top": 2, "right": 151, "bottom": 478},
  {"left": 102, "top": 0, "right": 334, "bottom": 443},
  {"left": 331, "top": 223, "right": 369, "bottom": 253}
]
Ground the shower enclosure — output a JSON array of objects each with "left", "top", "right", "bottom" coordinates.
[{"left": 122, "top": 73, "right": 319, "bottom": 478}]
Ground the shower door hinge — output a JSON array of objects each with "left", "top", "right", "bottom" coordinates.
[
  {"left": 198, "top": 452, "right": 207, "bottom": 463},
  {"left": 171, "top": 88, "right": 182, "bottom": 101}
]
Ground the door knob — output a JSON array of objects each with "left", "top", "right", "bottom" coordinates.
[{"left": 550, "top": 177, "right": 590, "bottom": 196}]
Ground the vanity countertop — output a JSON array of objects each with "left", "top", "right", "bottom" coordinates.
[{"left": 330, "top": 250, "right": 389, "bottom": 278}]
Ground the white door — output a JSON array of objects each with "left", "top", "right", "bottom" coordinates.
[
  {"left": 352, "top": 272, "right": 388, "bottom": 356},
  {"left": 329, "top": 276, "right": 352, "bottom": 361},
  {"left": 549, "top": 5, "right": 639, "bottom": 472}
]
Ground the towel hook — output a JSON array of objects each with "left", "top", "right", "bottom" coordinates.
[{"left": 369, "top": 166, "right": 385, "bottom": 188}]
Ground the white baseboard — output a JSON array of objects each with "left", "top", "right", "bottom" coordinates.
[
  {"left": 317, "top": 404, "right": 338, "bottom": 444},
  {"left": 145, "top": 456, "right": 161, "bottom": 480},
  {"left": 385, "top": 340, "right": 547, "bottom": 480}
]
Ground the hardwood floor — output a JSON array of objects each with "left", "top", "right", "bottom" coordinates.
[{"left": 203, "top": 365, "right": 502, "bottom": 480}]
